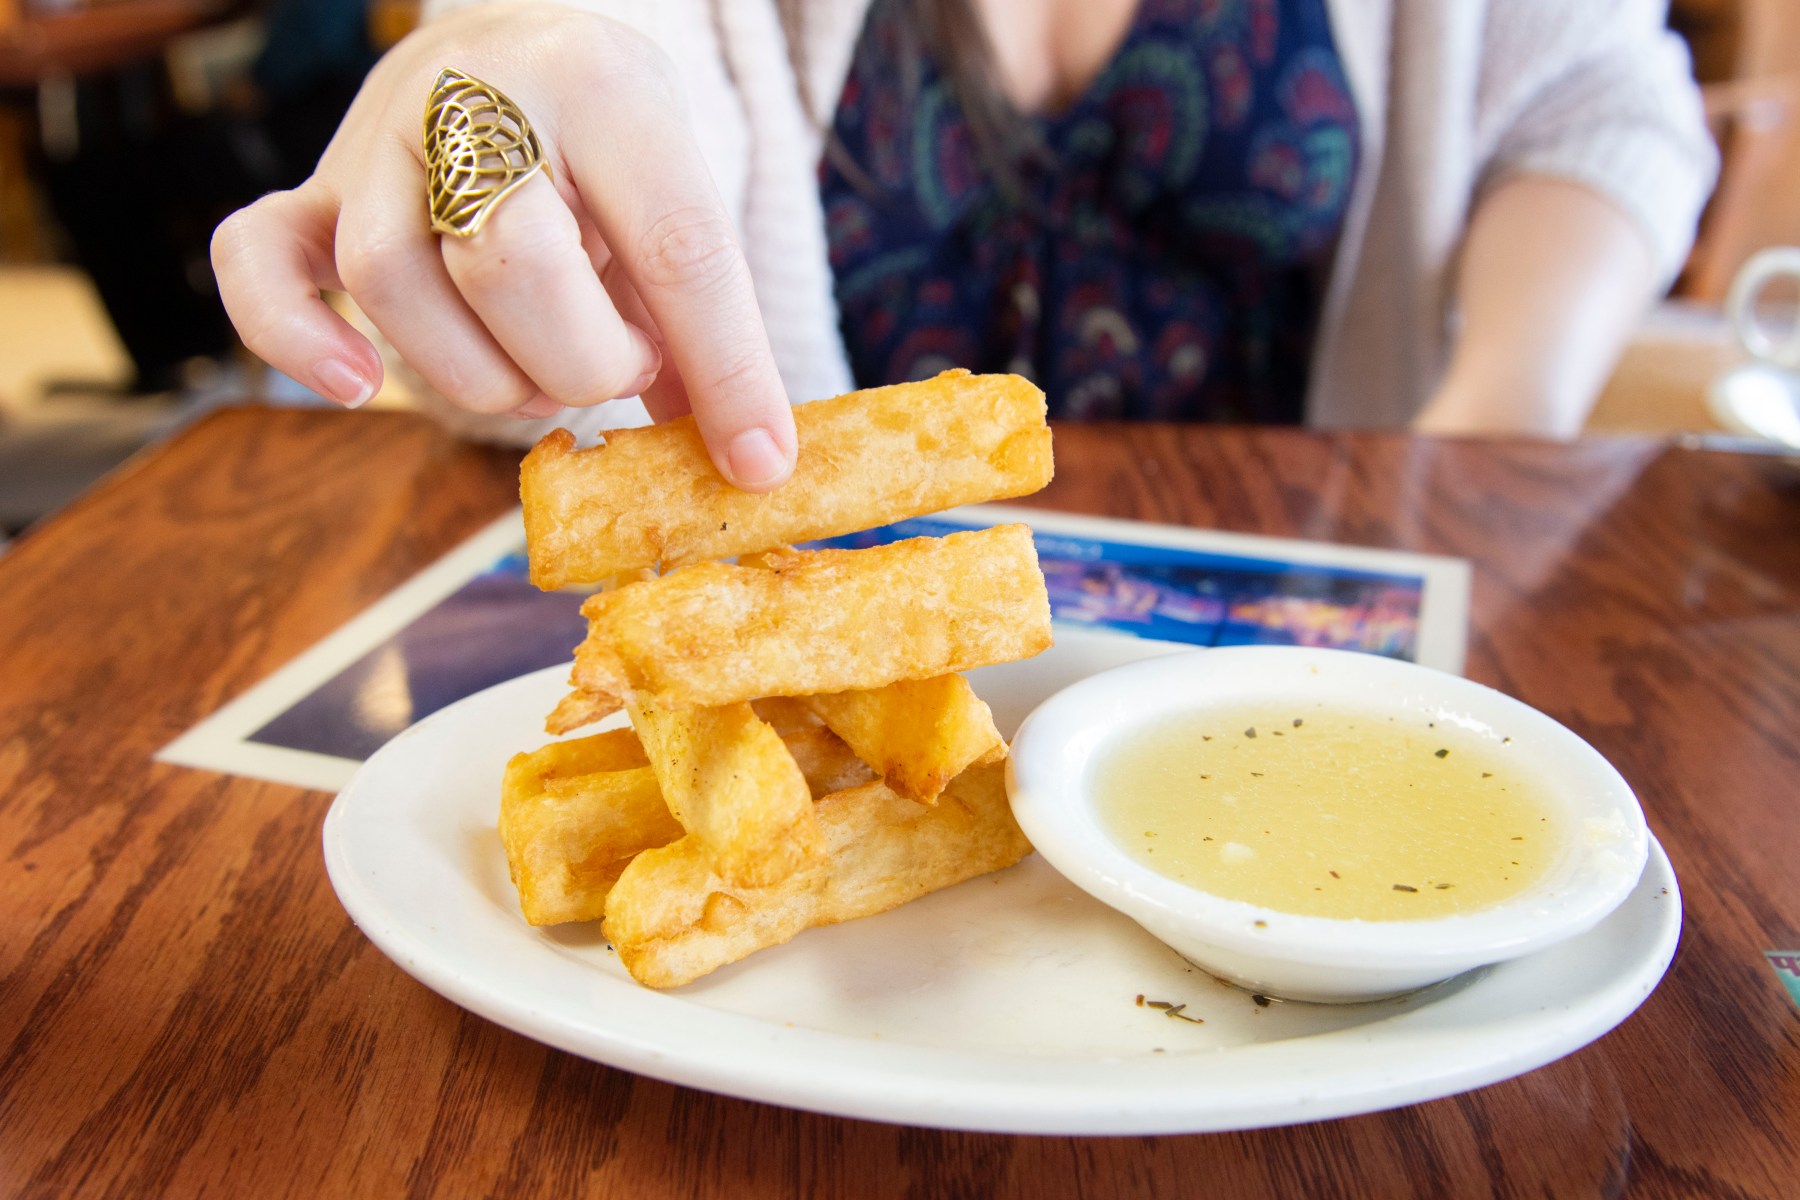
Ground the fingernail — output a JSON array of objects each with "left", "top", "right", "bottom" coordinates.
[
  {"left": 514, "top": 394, "right": 562, "bottom": 420},
  {"left": 619, "top": 329, "right": 662, "bottom": 398},
  {"left": 315, "top": 359, "right": 373, "bottom": 408},
  {"left": 725, "top": 427, "right": 791, "bottom": 488},
  {"left": 621, "top": 366, "right": 658, "bottom": 398}
]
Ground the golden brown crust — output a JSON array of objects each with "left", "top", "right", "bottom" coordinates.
[
  {"left": 602, "top": 761, "right": 1032, "bottom": 988},
  {"left": 544, "top": 686, "right": 622, "bottom": 735},
  {"left": 521, "top": 370, "right": 1053, "bottom": 589},
  {"left": 507, "top": 370, "right": 1054, "bottom": 982},
  {"left": 499, "top": 732, "right": 676, "bottom": 926},
  {"left": 626, "top": 697, "right": 824, "bottom": 888},
  {"left": 562, "top": 524, "right": 1052, "bottom": 711},
  {"left": 500, "top": 725, "right": 875, "bottom": 924},
  {"left": 802, "top": 674, "right": 1004, "bottom": 805}
]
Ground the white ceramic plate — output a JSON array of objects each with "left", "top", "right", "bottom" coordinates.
[{"left": 322, "top": 630, "right": 1681, "bottom": 1135}]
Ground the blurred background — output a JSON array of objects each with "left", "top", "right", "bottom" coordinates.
[{"left": 0, "top": 0, "right": 1794, "bottom": 537}]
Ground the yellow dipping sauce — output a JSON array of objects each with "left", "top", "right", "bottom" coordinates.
[{"left": 1093, "top": 705, "right": 1558, "bottom": 920}]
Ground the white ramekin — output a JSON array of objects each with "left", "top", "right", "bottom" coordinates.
[{"left": 1006, "top": 646, "right": 1650, "bottom": 1003}]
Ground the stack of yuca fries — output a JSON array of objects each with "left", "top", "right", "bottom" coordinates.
[{"left": 501, "top": 369, "right": 1056, "bottom": 988}]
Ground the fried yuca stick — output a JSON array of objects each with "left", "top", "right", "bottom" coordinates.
[
  {"left": 505, "top": 727, "right": 646, "bottom": 781},
  {"left": 545, "top": 688, "right": 618, "bottom": 737},
  {"left": 602, "top": 761, "right": 1031, "bottom": 989},
  {"left": 520, "top": 369, "right": 1053, "bottom": 589},
  {"left": 628, "top": 697, "right": 825, "bottom": 888},
  {"left": 803, "top": 674, "right": 1004, "bottom": 805},
  {"left": 502, "top": 764, "right": 675, "bottom": 925},
  {"left": 500, "top": 729, "right": 667, "bottom": 926},
  {"left": 737, "top": 555, "right": 1005, "bottom": 802},
  {"left": 502, "top": 725, "right": 874, "bottom": 925},
  {"left": 553, "top": 524, "right": 1051, "bottom": 724}
]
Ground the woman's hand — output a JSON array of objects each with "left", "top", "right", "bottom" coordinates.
[{"left": 211, "top": 2, "right": 796, "bottom": 489}]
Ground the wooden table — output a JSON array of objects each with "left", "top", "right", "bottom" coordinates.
[{"left": 2, "top": 409, "right": 1796, "bottom": 1197}]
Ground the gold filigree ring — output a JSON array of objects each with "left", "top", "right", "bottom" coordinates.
[{"left": 423, "top": 68, "right": 551, "bottom": 238}]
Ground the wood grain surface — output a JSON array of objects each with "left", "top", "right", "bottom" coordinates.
[{"left": 1, "top": 408, "right": 1796, "bottom": 1199}]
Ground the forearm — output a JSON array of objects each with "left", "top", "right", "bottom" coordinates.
[{"left": 1415, "top": 175, "right": 1659, "bottom": 438}]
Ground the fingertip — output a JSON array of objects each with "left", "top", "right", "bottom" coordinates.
[
  {"left": 345, "top": 334, "right": 385, "bottom": 393},
  {"left": 313, "top": 357, "right": 377, "bottom": 408},
  {"left": 512, "top": 393, "right": 564, "bottom": 420},
  {"left": 720, "top": 426, "right": 794, "bottom": 492},
  {"left": 621, "top": 325, "right": 662, "bottom": 398}
]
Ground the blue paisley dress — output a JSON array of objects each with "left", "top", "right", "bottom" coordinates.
[{"left": 821, "top": 0, "right": 1359, "bottom": 421}]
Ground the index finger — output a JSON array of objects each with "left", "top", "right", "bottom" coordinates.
[{"left": 556, "top": 94, "right": 795, "bottom": 491}]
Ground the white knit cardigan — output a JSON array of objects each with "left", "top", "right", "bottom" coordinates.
[{"left": 423, "top": 0, "right": 1716, "bottom": 434}]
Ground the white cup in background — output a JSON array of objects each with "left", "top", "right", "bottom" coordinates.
[
  {"left": 1710, "top": 246, "right": 1800, "bottom": 448},
  {"left": 1726, "top": 246, "right": 1800, "bottom": 372}
]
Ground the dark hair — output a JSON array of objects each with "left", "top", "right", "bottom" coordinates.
[
  {"left": 783, "top": 0, "right": 1043, "bottom": 201},
  {"left": 905, "top": 0, "right": 1043, "bottom": 190}
]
